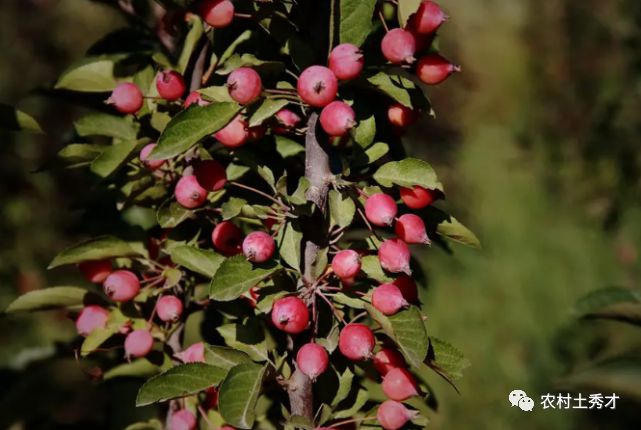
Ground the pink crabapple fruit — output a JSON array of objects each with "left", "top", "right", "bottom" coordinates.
[
  {"left": 194, "top": 159, "right": 227, "bottom": 191},
  {"left": 103, "top": 270, "right": 140, "bottom": 302},
  {"left": 393, "top": 275, "right": 419, "bottom": 304},
  {"left": 382, "top": 368, "right": 419, "bottom": 401},
  {"left": 214, "top": 115, "right": 249, "bottom": 148},
  {"left": 212, "top": 221, "right": 244, "bottom": 256},
  {"left": 296, "top": 343, "right": 329, "bottom": 379},
  {"left": 139, "top": 143, "right": 165, "bottom": 171},
  {"left": 107, "top": 82, "right": 143, "bottom": 114},
  {"left": 175, "top": 175, "right": 208, "bottom": 209},
  {"left": 242, "top": 231, "right": 275, "bottom": 263},
  {"left": 75, "top": 305, "right": 109, "bottom": 337},
  {"left": 124, "top": 329, "right": 154, "bottom": 358},
  {"left": 156, "top": 70, "right": 186, "bottom": 101},
  {"left": 381, "top": 28, "right": 416, "bottom": 64},
  {"left": 297, "top": 65, "right": 338, "bottom": 107},
  {"left": 408, "top": 0, "right": 448, "bottom": 35},
  {"left": 169, "top": 409, "right": 197, "bottom": 430},
  {"left": 200, "top": 0, "right": 234, "bottom": 28},
  {"left": 78, "top": 259, "right": 112, "bottom": 284},
  {"left": 400, "top": 185, "right": 438, "bottom": 209},
  {"left": 377, "top": 400, "right": 417, "bottom": 430},
  {"left": 156, "top": 295, "right": 183, "bottom": 322},
  {"left": 395, "top": 213, "right": 430, "bottom": 244},
  {"left": 227, "top": 67, "right": 262, "bottom": 104},
  {"left": 365, "top": 193, "right": 398, "bottom": 227},
  {"left": 271, "top": 296, "right": 309, "bottom": 334},
  {"left": 378, "top": 239, "right": 412, "bottom": 275},
  {"left": 328, "top": 43, "right": 364, "bottom": 80},
  {"left": 320, "top": 101, "right": 356, "bottom": 137},
  {"left": 416, "top": 54, "right": 461, "bottom": 85},
  {"left": 274, "top": 109, "right": 302, "bottom": 133},
  {"left": 175, "top": 342, "right": 206, "bottom": 363},
  {"left": 373, "top": 348, "right": 407, "bottom": 376},
  {"left": 338, "top": 323, "right": 375, "bottom": 361},
  {"left": 372, "top": 283, "right": 409, "bottom": 315},
  {"left": 387, "top": 103, "right": 418, "bottom": 130},
  {"left": 184, "top": 91, "right": 209, "bottom": 108},
  {"left": 331, "top": 249, "right": 361, "bottom": 279}
]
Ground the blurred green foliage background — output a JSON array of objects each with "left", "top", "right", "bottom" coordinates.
[{"left": 1, "top": 1, "right": 640, "bottom": 429}]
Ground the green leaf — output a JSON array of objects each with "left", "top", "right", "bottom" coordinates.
[
  {"left": 157, "top": 201, "right": 194, "bottom": 228},
  {"left": 218, "top": 362, "right": 267, "bottom": 429},
  {"left": 556, "top": 357, "right": 641, "bottom": 401},
  {"left": 366, "top": 305, "right": 429, "bottom": 368},
  {"left": 104, "top": 358, "right": 162, "bottom": 380},
  {"left": 222, "top": 197, "right": 247, "bottom": 220},
  {"left": 178, "top": 15, "right": 204, "bottom": 74},
  {"left": 218, "top": 30, "right": 253, "bottom": 66},
  {"left": 216, "top": 54, "right": 284, "bottom": 76},
  {"left": 216, "top": 321, "right": 271, "bottom": 362},
  {"left": 353, "top": 114, "right": 376, "bottom": 148},
  {"left": 57, "top": 143, "right": 105, "bottom": 166},
  {"left": 199, "top": 85, "right": 234, "bottom": 103},
  {"left": 149, "top": 102, "right": 241, "bottom": 160},
  {"left": 90, "top": 139, "right": 139, "bottom": 178},
  {"left": 4, "top": 287, "right": 93, "bottom": 313},
  {"left": 334, "top": 389, "right": 369, "bottom": 419},
  {"left": 81, "top": 325, "right": 119, "bottom": 357},
  {"left": 54, "top": 55, "right": 124, "bottom": 92},
  {"left": 373, "top": 158, "right": 443, "bottom": 191},
  {"left": 352, "top": 142, "right": 389, "bottom": 167},
  {"left": 248, "top": 99, "right": 289, "bottom": 127},
  {"left": 136, "top": 363, "right": 228, "bottom": 406},
  {"left": 170, "top": 245, "right": 225, "bottom": 278},
  {"left": 328, "top": 190, "right": 356, "bottom": 229},
  {"left": 332, "top": 367, "right": 354, "bottom": 406},
  {"left": 436, "top": 214, "right": 481, "bottom": 248},
  {"left": 226, "top": 163, "right": 251, "bottom": 181},
  {"left": 277, "top": 222, "right": 302, "bottom": 270},
  {"left": 0, "top": 103, "right": 43, "bottom": 133},
  {"left": 338, "top": 0, "right": 378, "bottom": 47},
  {"left": 397, "top": 0, "right": 422, "bottom": 28},
  {"left": 575, "top": 287, "right": 641, "bottom": 325},
  {"left": 333, "top": 292, "right": 366, "bottom": 309},
  {"left": 48, "top": 236, "right": 140, "bottom": 269},
  {"left": 209, "top": 256, "right": 280, "bottom": 301},
  {"left": 123, "top": 419, "right": 163, "bottom": 430},
  {"left": 204, "top": 345, "right": 251, "bottom": 370},
  {"left": 287, "top": 416, "right": 315, "bottom": 430},
  {"left": 275, "top": 136, "right": 305, "bottom": 158},
  {"left": 367, "top": 72, "right": 430, "bottom": 109},
  {"left": 74, "top": 113, "right": 139, "bottom": 141},
  {"left": 426, "top": 337, "right": 470, "bottom": 381},
  {"left": 360, "top": 255, "right": 393, "bottom": 283}
]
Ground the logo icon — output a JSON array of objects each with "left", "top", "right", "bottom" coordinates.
[{"left": 509, "top": 389, "right": 535, "bottom": 412}]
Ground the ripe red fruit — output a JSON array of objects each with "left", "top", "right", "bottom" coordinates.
[
  {"left": 227, "top": 67, "right": 262, "bottom": 104},
  {"left": 271, "top": 296, "right": 309, "bottom": 334},
  {"left": 156, "top": 70, "right": 186, "bottom": 101},
  {"left": 75, "top": 305, "right": 109, "bottom": 336},
  {"left": 365, "top": 193, "right": 398, "bottom": 227},
  {"left": 393, "top": 275, "right": 419, "bottom": 303},
  {"left": 409, "top": 0, "right": 448, "bottom": 35},
  {"left": 156, "top": 295, "right": 183, "bottom": 322},
  {"left": 200, "top": 0, "right": 234, "bottom": 28},
  {"left": 194, "top": 159, "right": 227, "bottom": 191},
  {"left": 399, "top": 185, "right": 437, "bottom": 209},
  {"left": 387, "top": 103, "right": 418, "bottom": 129},
  {"left": 320, "top": 101, "right": 356, "bottom": 137},
  {"left": 377, "top": 400, "right": 416, "bottom": 430},
  {"left": 373, "top": 348, "right": 407, "bottom": 376},
  {"left": 297, "top": 66, "right": 338, "bottom": 107},
  {"left": 395, "top": 214, "right": 430, "bottom": 244},
  {"left": 103, "top": 270, "right": 140, "bottom": 302},
  {"left": 372, "top": 283, "right": 409, "bottom": 315},
  {"left": 175, "top": 175, "right": 208, "bottom": 209},
  {"left": 296, "top": 343, "right": 329, "bottom": 379},
  {"left": 184, "top": 91, "right": 209, "bottom": 108},
  {"left": 416, "top": 54, "right": 461, "bottom": 85},
  {"left": 331, "top": 249, "right": 361, "bottom": 279},
  {"left": 381, "top": 29, "right": 416, "bottom": 64},
  {"left": 107, "top": 82, "right": 144, "bottom": 114},
  {"left": 212, "top": 221, "right": 243, "bottom": 256},
  {"left": 378, "top": 239, "right": 411, "bottom": 275},
  {"left": 242, "top": 231, "right": 275, "bottom": 263},
  {"left": 78, "top": 259, "right": 112, "bottom": 283},
  {"left": 175, "top": 342, "right": 206, "bottom": 363},
  {"left": 328, "top": 43, "right": 364, "bottom": 80},
  {"left": 338, "top": 323, "right": 375, "bottom": 361},
  {"left": 124, "top": 329, "right": 154, "bottom": 358},
  {"left": 274, "top": 109, "right": 302, "bottom": 133},
  {"left": 139, "top": 143, "right": 165, "bottom": 170},
  {"left": 214, "top": 115, "right": 249, "bottom": 148},
  {"left": 382, "top": 368, "right": 419, "bottom": 401},
  {"left": 169, "top": 409, "right": 197, "bottom": 430}
]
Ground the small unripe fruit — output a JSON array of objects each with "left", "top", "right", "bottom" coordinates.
[
  {"left": 175, "top": 175, "right": 208, "bottom": 209},
  {"left": 382, "top": 368, "right": 419, "bottom": 401},
  {"left": 75, "top": 305, "right": 109, "bottom": 336},
  {"left": 200, "top": 0, "right": 234, "bottom": 28},
  {"left": 393, "top": 275, "right": 419, "bottom": 303},
  {"left": 409, "top": 1, "right": 448, "bottom": 35},
  {"left": 365, "top": 193, "right": 398, "bottom": 227},
  {"left": 297, "top": 66, "right": 338, "bottom": 107},
  {"left": 328, "top": 43, "right": 364, "bottom": 80},
  {"left": 103, "top": 270, "right": 140, "bottom": 302},
  {"left": 124, "top": 329, "right": 154, "bottom": 358},
  {"left": 395, "top": 214, "right": 430, "bottom": 244},
  {"left": 387, "top": 103, "right": 418, "bottom": 129},
  {"left": 243, "top": 231, "right": 276, "bottom": 263},
  {"left": 320, "top": 101, "right": 356, "bottom": 137},
  {"left": 381, "top": 29, "right": 416, "bottom": 64},
  {"left": 378, "top": 239, "right": 411, "bottom": 275},
  {"left": 78, "top": 259, "right": 112, "bottom": 283},
  {"left": 372, "top": 283, "right": 409, "bottom": 315},
  {"left": 227, "top": 67, "right": 262, "bottom": 104},
  {"left": 175, "top": 342, "right": 206, "bottom": 363},
  {"left": 274, "top": 109, "right": 302, "bottom": 133},
  {"left": 157, "top": 295, "right": 183, "bottom": 322},
  {"left": 169, "top": 409, "right": 197, "bottom": 430},
  {"left": 194, "top": 159, "right": 227, "bottom": 191},
  {"left": 339, "top": 323, "right": 375, "bottom": 361},
  {"left": 400, "top": 185, "right": 437, "bottom": 209},
  {"left": 139, "top": 143, "right": 165, "bottom": 170},
  {"left": 373, "top": 348, "right": 407, "bottom": 376},
  {"left": 331, "top": 249, "right": 361, "bottom": 279},
  {"left": 377, "top": 400, "right": 416, "bottom": 430},
  {"left": 212, "top": 221, "right": 243, "bottom": 256},
  {"left": 156, "top": 70, "right": 186, "bottom": 101},
  {"left": 296, "top": 343, "right": 329, "bottom": 379},
  {"left": 271, "top": 296, "right": 309, "bottom": 334},
  {"left": 416, "top": 54, "right": 461, "bottom": 85},
  {"left": 107, "top": 82, "right": 143, "bottom": 114},
  {"left": 215, "top": 115, "right": 249, "bottom": 148},
  {"left": 184, "top": 91, "right": 209, "bottom": 108}
]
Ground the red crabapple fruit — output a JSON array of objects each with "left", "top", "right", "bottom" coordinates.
[
  {"left": 373, "top": 348, "right": 407, "bottom": 376},
  {"left": 320, "top": 101, "right": 356, "bottom": 137},
  {"left": 175, "top": 342, "right": 206, "bottom": 363},
  {"left": 124, "top": 329, "right": 154, "bottom": 358},
  {"left": 75, "top": 305, "right": 109, "bottom": 336},
  {"left": 139, "top": 143, "right": 165, "bottom": 170},
  {"left": 297, "top": 66, "right": 338, "bottom": 107},
  {"left": 328, "top": 43, "right": 364, "bottom": 80},
  {"left": 408, "top": 1, "right": 448, "bottom": 35},
  {"left": 274, "top": 109, "right": 302, "bottom": 133},
  {"left": 400, "top": 185, "right": 437, "bottom": 209},
  {"left": 271, "top": 296, "right": 309, "bottom": 334},
  {"left": 365, "top": 193, "right": 398, "bottom": 227},
  {"left": 378, "top": 239, "right": 412, "bottom": 275},
  {"left": 393, "top": 275, "right": 419, "bottom": 303},
  {"left": 416, "top": 54, "right": 461, "bottom": 85},
  {"left": 156, "top": 70, "right": 186, "bottom": 101},
  {"left": 372, "top": 283, "right": 409, "bottom": 315},
  {"left": 331, "top": 249, "right": 361, "bottom": 279},
  {"left": 395, "top": 214, "right": 430, "bottom": 244},
  {"left": 242, "top": 231, "right": 275, "bottom": 263},
  {"left": 103, "top": 270, "right": 140, "bottom": 302},
  {"left": 227, "top": 67, "right": 262, "bottom": 104},
  {"left": 214, "top": 115, "right": 249, "bottom": 148},
  {"left": 200, "top": 0, "right": 234, "bottom": 28},
  {"left": 107, "top": 82, "right": 143, "bottom": 114},
  {"left": 78, "top": 259, "right": 112, "bottom": 284},
  {"left": 338, "top": 323, "right": 375, "bottom": 361},
  {"left": 175, "top": 175, "right": 208, "bottom": 209},
  {"left": 382, "top": 368, "right": 419, "bottom": 401},
  {"left": 212, "top": 221, "right": 243, "bottom": 256},
  {"left": 169, "top": 409, "right": 197, "bottom": 430},
  {"left": 377, "top": 400, "right": 417, "bottom": 430},
  {"left": 184, "top": 91, "right": 209, "bottom": 108},
  {"left": 156, "top": 295, "right": 183, "bottom": 322},
  {"left": 387, "top": 103, "right": 418, "bottom": 130},
  {"left": 296, "top": 343, "right": 329, "bottom": 379},
  {"left": 381, "top": 29, "right": 416, "bottom": 64},
  {"left": 194, "top": 159, "right": 227, "bottom": 191}
]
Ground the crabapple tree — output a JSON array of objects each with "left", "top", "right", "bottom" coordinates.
[{"left": 4, "top": 0, "right": 479, "bottom": 429}]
